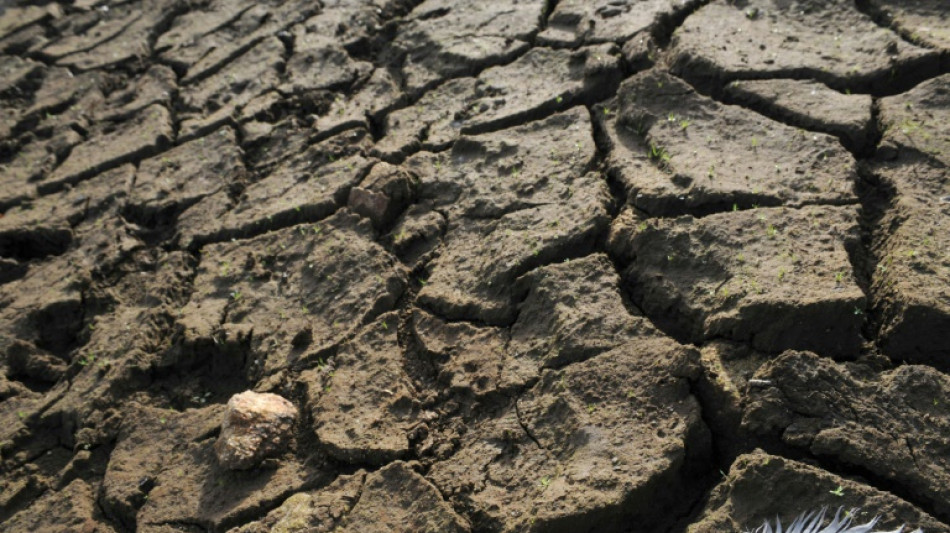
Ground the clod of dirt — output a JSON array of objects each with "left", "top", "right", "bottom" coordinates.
[
  {"left": 866, "top": 155, "right": 949, "bottom": 368},
  {"left": 231, "top": 472, "right": 366, "bottom": 533},
  {"left": 37, "top": 253, "right": 194, "bottom": 454},
  {"left": 0, "top": 126, "right": 85, "bottom": 208},
  {"left": 50, "top": 0, "right": 170, "bottom": 71},
  {"left": 692, "top": 340, "right": 772, "bottom": 463},
  {"left": 167, "top": 0, "right": 318, "bottom": 85},
  {"left": 601, "top": 69, "right": 858, "bottom": 216},
  {"left": 0, "top": 164, "right": 132, "bottom": 260},
  {"left": 742, "top": 351, "right": 950, "bottom": 520},
  {"left": 374, "top": 77, "right": 478, "bottom": 159},
  {"left": 670, "top": 0, "right": 940, "bottom": 92},
  {"left": 879, "top": 73, "right": 950, "bottom": 166},
  {"left": 42, "top": 104, "right": 174, "bottom": 193},
  {"left": 384, "top": 204, "right": 447, "bottom": 269},
  {"left": 102, "top": 403, "right": 317, "bottom": 531},
  {"left": 509, "top": 253, "right": 660, "bottom": 369},
  {"left": 455, "top": 44, "right": 621, "bottom": 136},
  {"left": 179, "top": 36, "right": 285, "bottom": 139},
  {"left": 413, "top": 309, "right": 523, "bottom": 400},
  {"left": 34, "top": 1, "right": 140, "bottom": 62},
  {"left": 347, "top": 161, "right": 419, "bottom": 231},
  {"left": 416, "top": 174, "right": 610, "bottom": 324},
  {"left": 314, "top": 67, "right": 405, "bottom": 140},
  {"left": 0, "top": 15, "right": 49, "bottom": 56},
  {"left": 1, "top": 478, "right": 112, "bottom": 533},
  {"left": 391, "top": 0, "right": 546, "bottom": 95},
  {"left": 724, "top": 79, "right": 874, "bottom": 154},
  {"left": 154, "top": 0, "right": 258, "bottom": 60},
  {"left": 177, "top": 128, "right": 374, "bottom": 249},
  {"left": 409, "top": 108, "right": 610, "bottom": 324},
  {"left": 99, "top": 65, "right": 177, "bottom": 123},
  {"left": 306, "top": 313, "right": 421, "bottom": 466},
  {"left": 538, "top": 0, "right": 702, "bottom": 47},
  {"left": 377, "top": 45, "right": 620, "bottom": 159},
  {"left": 340, "top": 462, "right": 471, "bottom": 532},
  {"left": 0, "top": 255, "right": 86, "bottom": 362},
  {"left": 428, "top": 336, "right": 710, "bottom": 532},
  {"left": 609, "top": 204, "right": 866, "bottom": 357},
  {"left": 127, "top": 127, "right": 245, "bottom": 225},
  {"left": 413, "top": 254, "right": 662, "bottom": 401},
  {"left": 215, "top": 390, "right": 298, "bottom": 470},
  {"left": 869, "top": 77, "right": 950, "bottom": 367},
  {"left": 0, "top": 55, "right": 41, "bottom": 95},
  {"left": 24, "top": 67, "right": 99, "bottom": 120},
  {"left": 175, "top": 209, "right": 407, "bottom": 376},
  {"left": 686, "top": 450, "right": 950, "bottom": 533},
  {"left": 279, "top": 30, "right": 371, "bottom": 95},
  {"left": 866, "top": 0, "right": 950, "bottom": 51},
  {"left": 235, "top": 462, "right": 470, "bottom": 533},
  {"left": 0, "top": 5, "right": 59, "bottom": 43}
]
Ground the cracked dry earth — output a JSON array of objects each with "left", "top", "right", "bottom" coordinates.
[{"left": 1, "top": 0, "right": 949, "bottom": 532}]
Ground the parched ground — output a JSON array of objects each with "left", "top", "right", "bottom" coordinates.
[{"left": 0, "top": 1, "right": 949, "bottom": 532}]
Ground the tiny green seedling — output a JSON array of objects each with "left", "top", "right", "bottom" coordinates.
[
  {"left": 829, "top": 485, "right": 845, "bottom": 497},
  {"left": 538, "top": 476, "right": 551, "bottom": 489},
  {"left": 649, "top": 144, "right": 671, "bottom": 165}
]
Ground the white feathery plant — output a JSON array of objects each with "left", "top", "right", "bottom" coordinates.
[{"left": 747, "top": 507, "right": 923, "bottom": 533}]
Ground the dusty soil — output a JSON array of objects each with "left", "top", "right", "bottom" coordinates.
[{"left": 0, "top": 0, "right": 948, "bottom": 532}]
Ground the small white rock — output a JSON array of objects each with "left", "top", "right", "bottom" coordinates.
[{"left": 214, "top": 391, "right": 298, "bottom": 470}]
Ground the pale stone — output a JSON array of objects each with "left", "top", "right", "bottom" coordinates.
[{"left": 214, "top": 391, "right": 298, "bottom": 470}]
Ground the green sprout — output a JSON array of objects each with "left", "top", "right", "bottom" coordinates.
[{"left": 649, "top": 144, "right": 671, "bottom": 165}]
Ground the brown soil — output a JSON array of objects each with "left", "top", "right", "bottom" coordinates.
[{"left": 0, "top": 1, "right": 949, "bottom": 532}]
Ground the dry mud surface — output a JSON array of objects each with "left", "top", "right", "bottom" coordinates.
[{"left": 0, "top": 1, "right": 949, "bottom": 532}]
